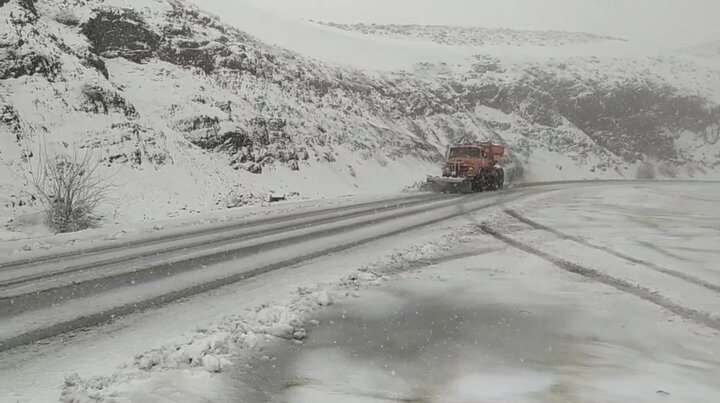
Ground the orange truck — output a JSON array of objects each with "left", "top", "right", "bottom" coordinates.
[{"left": 425, "top": 142, "right": 505, "bottom": 193}]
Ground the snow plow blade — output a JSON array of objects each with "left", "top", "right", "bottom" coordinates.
[{"left": 421, "top": 176, "right": 473, "bottom": 194}]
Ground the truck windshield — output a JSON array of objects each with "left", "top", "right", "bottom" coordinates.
[{"left": 449, "top": 147, "right": 481, "bottom": 158}]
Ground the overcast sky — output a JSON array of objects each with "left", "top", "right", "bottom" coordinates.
[{"left": 232, "top": 0, "right": 720, "bottom": 48}]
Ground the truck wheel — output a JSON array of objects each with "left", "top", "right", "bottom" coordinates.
[
  {"left": 496, "top": 168, "right": 505, "bottom": 190},
  {"left": 476, "top": 174, "right": 490, "bottom": 192}
]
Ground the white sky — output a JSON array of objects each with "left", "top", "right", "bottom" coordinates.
[{"left": 229, "top": 0, "right": 720, "bottom": 48}]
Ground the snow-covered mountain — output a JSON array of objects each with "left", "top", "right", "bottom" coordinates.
[
  {"left": 1, "top": 0, "right": 719, "bottom": 235},
  {"left": 311, "top": 22, "right": 625, "bottom": 47}
]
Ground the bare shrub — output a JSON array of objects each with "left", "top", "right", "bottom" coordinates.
[{"left": 32, "top": 149, "right": 110, "bottom": 233}]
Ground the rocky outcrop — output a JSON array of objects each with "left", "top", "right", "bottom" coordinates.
[
  {"left": 1, "top": 0, "right": 719, "bottom": 212},
  {"left": 1, "top": 104, "right": 22, "bottom": 140},
  {"left": 0, "top": 50, "right": 60, "bottom": 80},
  {"left": 82, "top": 9, "right": 160, "bottom": 62},
  {"left": 80, "top": 84, "right": 138, "bottom": 118}
]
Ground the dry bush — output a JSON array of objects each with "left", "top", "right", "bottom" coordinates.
[{"left": 32, "top": 150, "right": 110, "bottom": 233}]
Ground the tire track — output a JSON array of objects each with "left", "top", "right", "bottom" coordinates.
[
  {"left": 0, "top": 194, "right": 453, "bottom": 291},
  {"left": 0, "top": 193, "right": 450, "bottom": 271},
  {"left": 478, "top": 224, "right": 720, "bottom": 332},
  {"left": 0, "top": 195, "right": 473, "bottom": 316},
  {"left": 0, "top": 191, "right": 533, "bottom": 352},
  {"left": 504, "top": 209, "right": 720, "bottom": 294}
]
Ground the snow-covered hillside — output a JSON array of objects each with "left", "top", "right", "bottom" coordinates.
[
  {"left": 311, "top": 22, "right": 625, "bottom": 47},
  {"left": 1, "top": 0, "right": 719, "bottom": 236}
]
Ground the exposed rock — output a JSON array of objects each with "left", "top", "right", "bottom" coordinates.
[
  {"left": 244, "top": 162, "right": 262, "bottom": 174},
  {"left": 17, "top": 0, "right": 37, "bottom": 17},
  {"left": 176, "top": 115, "right": 220, "bottom": 134},
  {"left": 81, "top": 53, "right": 109, "bottom": 79},
  {"left": 82, "top": 9, "right": 160, "bottom": 62},
  {"left": 80, "top": 85, "right": 138, "bottom": 118},
  {"left": 0, "top": 50, "right": 61, "bottom": 80},
  {"left": 1, "top": 105, "right": 22, "bottom": 140},
  {"left": 159, "top": 40, "right": 230, "bottom": 74}
]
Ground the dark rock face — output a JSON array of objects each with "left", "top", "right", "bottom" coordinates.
[
  {"left": 80, "top": 85, "right": 138, "bottom": 118},
  {"left": 178, "top": 115, "right": 220, "bottom": 133},
  {"left": 0, "top": 50, "right": 61, "bottom": 80},
  {"left": 80, "top": 6, "right": 250, "bottom": 76},
  {"left": 82, "top": 53, "right": 109, "bottom": 79},
  {"left": 512, "top": 67, "right": 719, "bottom": 162},
  {"left": 489, "top": 84, "right": 562, "bottom": 127},
  {"left": 212, "top": 116, "right": 300, "bottom": 172},
  {"left": 215, "top": 130, "right": 254, "bottom": 151},
  {"left": 93, "top": 122, "right": 172, "bottom": 168},
  {"left": 1, "top": 0, "right": 61, "bottom": 80},
  {"left": 158, "top": 40, "right": 230, "bottom": 74},
  {"left": 175, "top": 113, "right": 299, "bottom": 173},
  {"left": 82, "top": 9, "right": 160, "bottom": 62},
  {"left": 1, "top": 105, "right": 22, "bottom": 140},
  {"left": 17, "top": 0, "right": 37, "bottom": 16}
]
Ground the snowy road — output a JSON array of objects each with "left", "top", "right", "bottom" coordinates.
[
  {"left": 227, "top": 182, "right": 720, "bottom": 403},
  {"left": 2, "top": 181, "right": 719, "bottom": 402},
  {"left": 0, "top": 188, "right": 541, "bottom": 352}
]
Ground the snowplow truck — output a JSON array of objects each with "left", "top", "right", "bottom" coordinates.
[{"left": 425, "top": 143, "right": 505, "bottom": 193}]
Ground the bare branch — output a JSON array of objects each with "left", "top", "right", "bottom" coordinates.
[{"left": 30, "top": 147, "right": 111, "bottom": 233}]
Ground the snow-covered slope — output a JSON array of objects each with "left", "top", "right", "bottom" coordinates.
[
  {"left": 311, "top": 22, "right": 625, "bottom": 48},
  {"left": 1, "top": 0, "right": 719, "bottom": 236}
]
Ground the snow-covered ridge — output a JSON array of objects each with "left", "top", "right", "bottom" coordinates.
[
  {"left": 680, "top": 40, "right": 720, "bottom": 60},
  {"left": 310, "top": 21, "right": 626, "bottom": 48},
  {"left": 1, "top": 0, "right": 719, "bottom": 238}
]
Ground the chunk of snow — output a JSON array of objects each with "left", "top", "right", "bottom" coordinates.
[
  {"left": 242, "top": 331, "right": 259, "bottom": 349},
  {"left": 292, "top": 327, "right": 308, "bottom": 341},
  {"left": 315, "top": 290, "right": 333, "bottom": 306},
  {"left": 201, "top": 354, "right": 222, "bottom": 373},
  {"left": 136, "top": 351, "right": 163, "bottom": 370},
  {"left": 269, "top": 324, "right": 295, "bottom": 339},
  {"left": 64, "top": 373, "right": 82, "bottom": 387}
]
